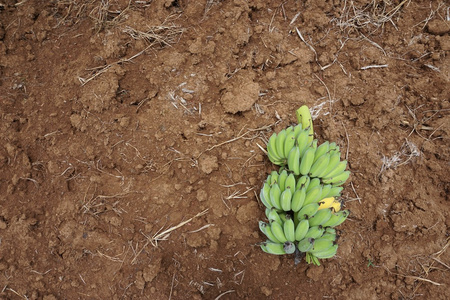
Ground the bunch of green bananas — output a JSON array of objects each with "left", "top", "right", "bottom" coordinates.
[{"left": 258, "top": 106, "right": 351, "bottom": 266}]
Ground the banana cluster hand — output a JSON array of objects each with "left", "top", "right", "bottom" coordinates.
[{"left": 259, "top": 106, "right": 351, "bottom": 264}]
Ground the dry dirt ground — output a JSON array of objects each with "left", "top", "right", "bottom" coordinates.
[{"left": 0, "top": 0, "right": 449, "bottom": 299}]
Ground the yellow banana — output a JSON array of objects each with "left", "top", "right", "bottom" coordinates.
[{"left": 318, "top": 197, "right": 335, "bottom": 210}]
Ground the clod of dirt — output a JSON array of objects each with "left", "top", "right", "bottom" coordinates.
[
  {"left": 306, "top": 265, "right": 325, "bottom": 281},
  {"left": 236, "top": 201, "right": 258, "bottom": 224},
  {"left": 196, "top": 189, "right": 208, "bottom": 202},
  {"left": 143, "top": 257, "right": 162, "bottom": 283},
  {"left": 426, "top": 20, "right": 450, "bottom": 35},
  {"left": 220, "top": 72, "right": 260, "bottom": 114},
  {"left": 199, "top": 154, "right": 219, "bottom": 174}
]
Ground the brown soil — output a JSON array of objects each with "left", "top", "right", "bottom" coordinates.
[{"left": 1, "top": 0, "right": 449, "bottom": 299}]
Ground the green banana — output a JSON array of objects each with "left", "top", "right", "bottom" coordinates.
[
  {"left": 294, "top": 219, "right": 309, "bottom": 241},
  {"left": 313, "top": 244, "right": 338, "bottom": 259},
  {"left": 283, "top": 214, "right": 296, "bottom": 242},
  {"left": 284, "top": 130, "right": 297, "bottom": 158},
  {"left": 297, "top": 237, "right": 314, "bottom": 252},
  {"left": 304, "top": 225, "right": 325, "bottom": 239},
  {"left": 322, "top": 160, "right": 347, "bottom": 179},
  {"left": 270, "top": 220, "right": 288, "bottom": 243},
  {"left": 269, "top": 170, "right": 279, "bottom": 186},
  {"left": 280, "top": 189, "right": 292, "bottom": 211},
  {"left": 259, "top": 221, "right": 282, "bottom": 243},
  {"left": 278, "top": 211, "right": 287, "bottom": 223},
  {"left": 318, "top": 152, "right": 341, "bottom": 178},
  {"left": 261, "top": 241, "right": 286, "bottom": 255},
  {"left": 297, "top": 202, "right": 320, "bottom": 220},
  {"left": 321, "top": 210, "right": 350, "bottom": 227},
  {"left": 283, "top": 241, "right": 296, "bottom": 254},
  {"left": 319, "top": 184, "right": 332, "bottom": 200},
  {"left": 275, "top": 129, "right": 287, "bottom": 161},
  {"left": 309, "top": 153, "right": 330, "bottom": 177},
  {"left": 278, "top": 169, "right": 288, "bottom": 191},
  {"left": 299, "top": 147, "right": 315, "bottom": 176},
  {"left": 306, "top": 178, "right": 321, "bottom": 193},
  {"left": 296, "top": 175, "right": 310, "bottom": 191},
  {"left": 269, "top": 183, "right": 282, "bottom": 210},
  {"left": 308, "top": 208, "right": 332, "bottom": 227},
  {"left": 309, "top": 238, "right": 334, "bottom": 254},
  {"left": 285, "top": 173, "right": 296, "bottom": 193},
  {"left": 291, "top": 187, "right": 306, "bottom": 212},
  {"left": 325, "top": 227, "right": 336, "bottom": 235},
  {"left": 293, "top": 123, "right": 303, "bottom": 137},
  {"left": 330, "top": 170, "right": 351, "bottom": 186},
  {"left": 313, "top": 141, "right": 329, "bottom": 163},
  {"left": 267, "top": 133, "right": 284, "bottom": 165},
  {"left": 321, "top": 231, "right": 337, "bottom": 242},
  {"left": 265, "top": 207, "right": 271, "bottom": 219},
  {"left": 295, "top": 105, "right": 314, "bottom": 144},
  {"left": 296, "top": 129, "right": 311, "bottom": 157},
  {"left": 323, "top": 186, "right": 343, "bottom": 198},
  {"left": 303, "top": 185, "right": 322, "bottom": 206},
  {"left": 268, "top": 208, "right": 283, "bottom": 225},
  {"left": 287, "top": 146, "right": 301, "bottom": 175},
  {"left": 259, "top": 182, "right": 273, "bottom": 209}
]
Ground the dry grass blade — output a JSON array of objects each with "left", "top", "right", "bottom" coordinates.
[
  {"left": 131, "top": 209, "right": 209, "bottom": 264},
  {"left": 89, "top": 0, "right": 130, "bottom": 32},
  {"left": 123, "top": 22, "right": 185, "bottom": 47}
]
